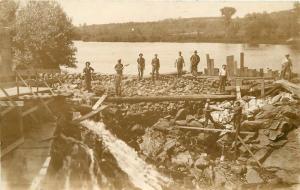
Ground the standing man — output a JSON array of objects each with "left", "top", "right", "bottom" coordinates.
[
  {"left": 280, "top": 54, "right": 293, "bottom": 81},
  {"left": 83, "top": 61, "right": 94, "bottom": 92},
  {"left": 137, "top": 53, "right": 145, "bottom": 80},
  {"left": 114, "top": 59, "right": 124, "bottom": 96},
  {"left": 203, "top": 99, "right": 222, "bottom": 127},
  {"left": 230, "top": 101, "right": 243, "bottom": 158},
  {"left": 151, "top": 54, "right": 160, "bottom": 81},
  {"left": 219, "top": 64, "right": 227, "bottom": 93},
  {"left": 190, "top": 50, "right": 200, "bottom": 75},
  {"left": 175, "top": 51, "right": 185, "bottom": 77}
]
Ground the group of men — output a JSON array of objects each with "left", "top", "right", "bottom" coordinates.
[
  {"left": 174, "top": 50, "right": 200, "bottom": 77},
  {"left": 136, "top": 51, "right": 201, "bottom": 79},
  {"left": 82, "top": 53, "right": 293, "bottom": 95},
  {"left": 137, "top": 53, "right": 160, "bottom": 80}
]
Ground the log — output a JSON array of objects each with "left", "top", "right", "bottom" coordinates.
[
  {"left": 93, "top": 94, "right": 236, "bottom": 103},
  {"left": 177, "top": 126, "right": 255, "bottom": 135},
  {"left": 275, "top": 80, "right": 300, "bottom": 98}
]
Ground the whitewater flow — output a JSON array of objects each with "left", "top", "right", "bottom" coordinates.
[
  {"left": 82, "top": 120, "right": 170, "bottom": 190},
  {"left": 87, "top": 148, "right": 101, "bottom": 190},
  {"left": 63, "top": 146, "right": 100, "bottom": 190}
]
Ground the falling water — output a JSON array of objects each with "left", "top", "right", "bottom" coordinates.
[
  {"left": 82, "top": 120, "right": 170, "bottom": 190},
  {"left": 87, "top": 148, "right": 100, "bottom": 190},
  {"left": 63, "top": 146, "right": 100, "bottom": 190}
]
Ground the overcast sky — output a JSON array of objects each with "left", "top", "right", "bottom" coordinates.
[{"left": 38, "top": 0, "right": 298, "bottom": 25}]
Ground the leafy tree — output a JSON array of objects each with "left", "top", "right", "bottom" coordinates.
[
  {"left": 220, "top": 7, "right": 237, "bottom": 38},
  {"left": 0, "top": 0, "right": 18, "bottom": 27},
  {"left": 220, "top": 7, "right": 236, "bottom": 26},
  {"left": 13, "top": 1, "right": 77, "bottom": 69}
]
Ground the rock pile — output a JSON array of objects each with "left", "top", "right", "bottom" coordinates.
[{"left": 133, "top": 91, "right": 300, "bottom": 189}]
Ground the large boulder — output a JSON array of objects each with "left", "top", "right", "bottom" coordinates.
[
  {"left": 241, "top": 119, "right": 269, "bottom": 131},
  {"left": 171, "top": 151, "right": 193, "bottom": 166},
  {"left": 245, "top": 168, "right": 264, "bottom": 184},
  {"left": 139, "top": 129, "right": 166, "bottom": 157},
  {"left": 263, "top": 128, "right": 300, "bottom": 183},
  {"left": 275, "top": 169, "right": 300, "bottom": 184},
  {"left": 194, "top": 153, "right": 209, "bottom": 170}
]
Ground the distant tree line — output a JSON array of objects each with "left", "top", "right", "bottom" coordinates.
[{"left": 74, "top": 4, "right": 300, "bottom": 44}]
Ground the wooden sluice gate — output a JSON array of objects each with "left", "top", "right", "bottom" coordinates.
[{"left": 0, "top": 69, "right": 60, "bottom": 158}]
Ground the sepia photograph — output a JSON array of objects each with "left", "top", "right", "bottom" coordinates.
[{"left": 0, "top": 0, "right": 300, "bottom": 189}]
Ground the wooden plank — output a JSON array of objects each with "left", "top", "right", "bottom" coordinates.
[
  {"left": 17, "top": 73, "right": 55, "bottom": 116},
  {"left": 72, "top": 105, "right": 108, "bottom": 124},
  {"left": 238, "top": 135, "right": 263, "bottom": 168},
  {"left": 92, "top": 94, "right": 107, "bottom": 110},
  {"left": 177, "top": 126, "right": 255, "bottom": 135},
  {"left": 42, "top": 80, "right": 55, "bottom": 95},
  {"left": 1, "top": 137, "right": 25, "bottom": 158},
  {"left": 0, "top": 87, "right": 21, "bottom": 116},
  {"left": 0, "top": 107, "right": 15, "bottom": 117},
  {"left": 0, "top": 101, "right": 24, "bottom": 106}
]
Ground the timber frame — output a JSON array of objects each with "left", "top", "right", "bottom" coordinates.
[{"left": 0, "top": 69, "right": 59, "bottom": 158}]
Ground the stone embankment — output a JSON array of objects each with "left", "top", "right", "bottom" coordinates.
[{"left": 39, "top": 73, "right": 300, "bottom": 190}]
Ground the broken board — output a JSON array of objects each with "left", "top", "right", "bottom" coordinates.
[
  {"left": 72, "top": 105, "right": 108, "bottom": 124},
  {"left": 92, "top": 94, "right": 107, "bottom": 110}
]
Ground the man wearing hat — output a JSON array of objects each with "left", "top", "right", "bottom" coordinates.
[
  {"left": 83, "top": 61, "right": 94, "bottom": 92},
  {"left": 230, "top": 101, "right": 243, "bottom": 158},
  {"left": 219, "top": 64, "right": 227, "bottom": 93},
  {"left": 137, "top": 53, "right": 145, "bottom": 80},
  {"left": 280, "top": 54, "right": 293, "bottom": 81},
  {"left": 175, "top": 51, "right": 185, "bottom": 77},
  {"left": 190, "top": 50, "right": 200, "bottom": 75},
  {"left": 114, "top": 59, "right": 124, "bottom": 96},
  {"left": 151, "top": 54, "right": 160, "bottom": 81}
]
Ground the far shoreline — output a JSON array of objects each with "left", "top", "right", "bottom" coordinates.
[{"left": 75, "top": 39, "right": 293, "bottom": 46}]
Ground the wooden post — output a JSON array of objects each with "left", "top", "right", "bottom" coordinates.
[
  {"left": 261, "top": 79, "right": 265, "bottom": 98},
  {"left": 226, "top": 55, "right": 234, "bottom": 76},
  {"left": 259, "top": 68, "right": 264, "bottom": 77},
  {"left": 233, "top": 61, "right": 238, "bottom": 76},
  {"left": 206, "top": 54, "right": 210, "bottom": 75},
  {"left": 209, "top": 59, "right": 214, "bottom": 75},
  {"left": 240, "top": 52, "right": 244, "bottom": 77},
  {"left": 36, "top": 73, "right": 39, "bottom": 93},
  {"left": 16, "top": 73, "right": 19, "bottom": 96},
  {"left": 234, "top": 121, "right": 241, "bottom": 160}
]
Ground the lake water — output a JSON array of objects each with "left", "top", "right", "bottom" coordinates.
[{"left": 66, "top": 41, "right": 300, "bottom": 75}]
